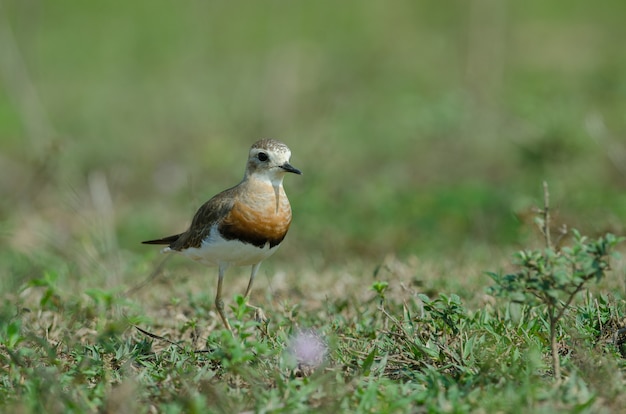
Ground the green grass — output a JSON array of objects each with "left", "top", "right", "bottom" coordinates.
[
  {"left": 2, "top": 0, "right": 626, "bottom": 412},
  {"left": 2, "top": 262, "right": 626, "bottom": 413}
]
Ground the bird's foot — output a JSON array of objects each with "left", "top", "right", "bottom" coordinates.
[{"left": 245, "top": 303, "right": 267, "bottom": 324}]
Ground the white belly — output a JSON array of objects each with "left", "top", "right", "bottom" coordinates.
[{"left": 172, "top": 225, "right": 280, "bottom": 267}]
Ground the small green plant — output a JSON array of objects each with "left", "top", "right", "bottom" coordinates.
[
  {"left": 0, "top": 319, "right": 23, "bottom": 351},
  {"left": 371, "top": 281, "right": 389, "bottom": 300},
  {"left": 489, "top": 182, "right": 623, "bottom": 380},
  {"left": 24, "top": 271, "right": 61, "bottom": 310}
]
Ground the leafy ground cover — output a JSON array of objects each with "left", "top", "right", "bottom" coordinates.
[
  {"left": 2, "top": 221, "right": 626, "bottom": 413},
  {"left": 2, "top": 1, "right": 626, "bottom": 412}
]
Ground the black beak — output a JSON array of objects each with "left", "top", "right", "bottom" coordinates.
[{"left": 281, "top": 162, "right": 302, "bottom": 175}]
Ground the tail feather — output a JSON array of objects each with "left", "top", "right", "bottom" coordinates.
[{"left": 142, "top": 234, "right": 181, "bottom": 245}]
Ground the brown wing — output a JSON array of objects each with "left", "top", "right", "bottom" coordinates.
[
  {"left": 168, "top": 187, "right": 237, "bottom": 251},
  {"left": 142, "top": 186, "right": 237, "bottom": 251}
]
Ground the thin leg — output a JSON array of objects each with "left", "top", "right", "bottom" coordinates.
[
  {"left": 243, "top": 262, "right": 267, "bottom": 323},
  {"left": 243, "top": 262, "right": 262, "bottom": 300},
  {"left": 215, "top": 263, "right": 232, "bottom": 333}
]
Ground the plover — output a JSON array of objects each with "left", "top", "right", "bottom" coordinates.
[{"left": 143, "top": 139, "right": 301, "bottom": 332}]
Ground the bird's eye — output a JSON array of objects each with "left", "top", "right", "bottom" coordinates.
[{"left": 257, "top": 152, "right": 269, "bottom": 162}]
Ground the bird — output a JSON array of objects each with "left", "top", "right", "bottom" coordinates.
[{"left": 142, "top": 139, "right": 301, "bottom": 332}]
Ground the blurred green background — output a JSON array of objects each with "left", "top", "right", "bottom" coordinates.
[{"left": 2, "top": 0, "right": 626, "bottom": 278}]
